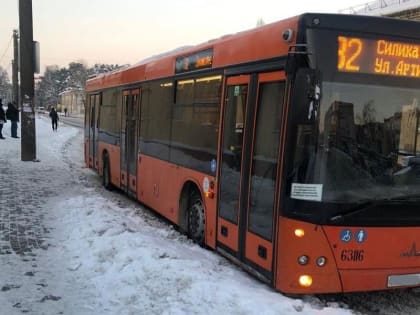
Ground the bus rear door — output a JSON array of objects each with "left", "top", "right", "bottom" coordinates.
[
  {"left": 217, "top": 71, "right": 285, "bottom": 284},
  {"left": 121, "top": 89, "right": 140, "bottom": 197},
  {"left": 89, "top": 93, "right": 100, "bottom": 169}
]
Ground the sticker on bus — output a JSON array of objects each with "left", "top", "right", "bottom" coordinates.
[
  {"left": 291, "top": 183, "right": 323, "bottom": 201},
  {"left": 210, "top": 159, "right": 216, "bottom": 173},
  {"left": 203, "top": 177, "right": 210, "bottom": 193},
  {"left": 355, "top": 229, "right": 367, "bottom": 243}
]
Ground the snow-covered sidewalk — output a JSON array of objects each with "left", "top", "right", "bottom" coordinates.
[{"left": 0, "top": 117, "right": 414, "bottom": 315}]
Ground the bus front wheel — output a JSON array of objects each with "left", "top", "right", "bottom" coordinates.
[{"left": 188, "top": 192, "right": 205, "bottom": 246}]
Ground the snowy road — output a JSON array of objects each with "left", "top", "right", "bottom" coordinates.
[{"left": 0, "top": 117, "right": 419, "bottom": 314}]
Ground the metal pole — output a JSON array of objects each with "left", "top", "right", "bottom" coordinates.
[
  {"left": 12, "top": 30, "right": 19, "bottom": 106},
  {"left": 19, "top": 0, "right": 36, "bottom": 161}
]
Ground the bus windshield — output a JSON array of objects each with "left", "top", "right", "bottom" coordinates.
[{"left": 290, "top": 80, "right": 420, "bottom": 204}]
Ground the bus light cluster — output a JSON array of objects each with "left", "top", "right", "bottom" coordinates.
[
  {"left": 294, "top": 228, "right": 327, "bottom": 288},
  {"left": 204, "top": 180, "right": 215, "bottom": 199}
]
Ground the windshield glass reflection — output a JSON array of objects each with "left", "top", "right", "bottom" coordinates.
[{"left": 291, "top": 81, "right": 420, "bottom": 203}]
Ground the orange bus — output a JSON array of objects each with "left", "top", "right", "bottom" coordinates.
[{"left": 85, "top": 13, "right": 420, "bottom": 294}]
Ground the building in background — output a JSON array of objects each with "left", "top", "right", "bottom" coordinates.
[
  {"left": 59, "top": 88, "right": 84, "bottom": 116},
  {"left": 341, "top": 0, "right": 420, "bottom": 19}
]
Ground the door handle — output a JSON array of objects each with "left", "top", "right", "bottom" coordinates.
[
  {"left": 258, "top": 245, "right": 267, "bottom": 259},
  {"left": 221, "top": 226, "right": 228, "bottom": 237}
]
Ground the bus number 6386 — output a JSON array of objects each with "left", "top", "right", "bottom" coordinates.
[{"left": 341, "top": 249, "right": 364, "bottom": 262}]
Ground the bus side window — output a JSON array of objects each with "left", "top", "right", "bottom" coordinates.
[{"left": 230, "top": 85, "right": 247, "bottom": 170}]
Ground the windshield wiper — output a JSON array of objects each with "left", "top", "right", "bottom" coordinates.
[
  {"left": 329, "top": 200, "right": 376, "bottom": 222},
  {"left": 385, "top": 193, "right": 420, "bottom": 202},
  {"left": 329, "top": 194, "right": 420, "bottom": 222}
]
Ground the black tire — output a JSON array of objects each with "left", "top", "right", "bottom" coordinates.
[
  {"left": 187, "top": 192, "right": 205, "bottom": 246},
  {"left": 102, "top": 155, "right": 113, "bottom": 191}
]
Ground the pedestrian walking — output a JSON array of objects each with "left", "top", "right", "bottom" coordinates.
[
  {"left": 0, "top": 99, "right": 6, "bottom": 139},
  {"left": 6, "top": 102, "right": 19, "bottom": 138},
  {"left": 49, "top": 107, "right": 59, "bottom": 131},
  {"left": 64, "top": 107, "right": 68, "bottom": 116}
]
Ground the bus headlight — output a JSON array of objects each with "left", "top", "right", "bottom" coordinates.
[
  {"left": 299, "top": 275, "right": 313, "bottom": 287},
  {"left": 316, "top": 256, "right": 327, "bottom": 267},
  {"left": 294, "top": 229, "right": 305, "bottom": 238},
  {"left": 297, "top": 255, "right": 309, "bottom": 265}
]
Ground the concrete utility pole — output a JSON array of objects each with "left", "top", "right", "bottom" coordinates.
[
  {"left": 19, "top": 0, "right": 36, "bottom": 161},
  {"left": 12, "top": 30, "right": 19, "bottom": 106}
]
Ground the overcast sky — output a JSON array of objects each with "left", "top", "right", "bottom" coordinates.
[{"left": 0, "top": 0, "right": 368, "bottom": 75}]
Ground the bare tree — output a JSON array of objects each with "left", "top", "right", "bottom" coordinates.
[
  {"left": 36, "top": 65, "right": 68, "bottom": 108},
  {"left": 35, "top": 62, "right": 125, "bottom": 108},
  {"left": 66, "top": 62, "right": 89, "bottom": 89},
  {"left": 0, "top": 66, "right": 12, "bottom": 102}
]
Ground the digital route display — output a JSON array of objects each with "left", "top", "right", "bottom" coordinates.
[
  {"left": 337, "top": 36, "right": 420, "bottom": 78},
  {"left": 175, "top": 49, "right": 213, "bottom": 74}
]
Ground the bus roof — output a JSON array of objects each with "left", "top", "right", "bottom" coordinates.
[
  {"left": 86, "top": 12, "right": 420, "bottom": 92},
  {"left": 86, "top": 15, "right": 299, "bottom": 91}
]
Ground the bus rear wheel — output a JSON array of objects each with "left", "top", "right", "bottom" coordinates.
[
  {"left": 102, "top": 155, "right": 113, "bottom": 191},
  {"left": 188, "top": 192, "right": 205, "bottom": 246}
]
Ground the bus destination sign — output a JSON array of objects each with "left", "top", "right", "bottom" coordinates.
[
  {"left": 337, "top": 36, "right": 420, "bottom": 78},
  {"left": 175, "top": 49, "right": 213, "bottom": 74}
]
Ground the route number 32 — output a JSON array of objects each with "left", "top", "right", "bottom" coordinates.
[{"left": 338, "top": 36, "right": 362, "bottom": 72}]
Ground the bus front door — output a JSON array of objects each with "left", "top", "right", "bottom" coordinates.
[
  {"left": 121, "top": 89, "right": 140, "bottom": 197},
  {"left": 217, "top": 72, "right": 285, "bottom": 284}
]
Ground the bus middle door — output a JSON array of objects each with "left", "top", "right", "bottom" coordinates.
[
  {"left": 121, "top": 89, "right": 140, "bottom": 197},
  {"left": 217, "top": 72, "right": 285, "bottom": 284}
]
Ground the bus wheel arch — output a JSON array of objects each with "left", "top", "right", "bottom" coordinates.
[
  {"left": 102, "top": 151, "right": 113, "bottom": 190},
  {"left": 179, "top": 181, "right": 205, "bottom": 246}
]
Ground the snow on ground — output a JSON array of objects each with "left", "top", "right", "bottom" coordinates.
[{"left": 0, "top": 116, "right": 419, "bottom": 314}]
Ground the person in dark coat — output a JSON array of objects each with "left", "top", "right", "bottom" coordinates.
[
  {"left": 6, "top": 102, "right": 19, "bottom": 138},
  {"left": 0, "top": 99, "right": 6, "bottom": 139},
  {"left": 49, "top": 107, "right": 59, "bottom": 131}
]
